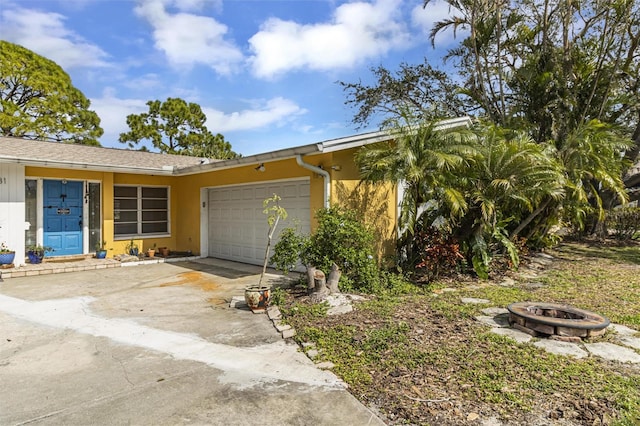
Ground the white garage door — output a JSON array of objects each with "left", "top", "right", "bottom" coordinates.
[{"left": 207, "top": 179, "right": 311, "bottom": 265}]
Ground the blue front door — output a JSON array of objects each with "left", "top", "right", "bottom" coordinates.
[{"left": 43, "top": 180, "right": 83, "bottom": 256}]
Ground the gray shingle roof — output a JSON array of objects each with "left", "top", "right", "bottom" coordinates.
[{"left": 0, "top": 137, "right": 210, "bottom": 174}]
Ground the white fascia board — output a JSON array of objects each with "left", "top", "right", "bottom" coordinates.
[
  {"left": 319, "top": 130, "right": 394, "bottom": 153},
  {"left": 0, "top": 156, "right": 177, "bottom": 175},
  {"left": 178, "top": 144, "right": 321, "bottom": 175},
  {"left": 318, "top": 116, "right": 473, "bottom": 153}
]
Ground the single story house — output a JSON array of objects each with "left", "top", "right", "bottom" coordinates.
[{"left": 0, "top": 117, "right": 471, "bottom": 267}]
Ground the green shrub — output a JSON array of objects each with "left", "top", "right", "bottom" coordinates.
[
  {"left": 269, "top": 286, "right": 287, "bottom": 306},
  {"left": 270, "top": 224, "right": 307, "bottom": 274},
  {"left": 301, "top": 207, "right": 380, "bottom": 292},
  {"left": 404, "top": 226, "right": 465, "bottom": 282},
  {"left": 606, "top": 207, "right": 640, "bottom": 240},
  {"left": 271, "top": 206, "right": 381, "bottom": 293}
]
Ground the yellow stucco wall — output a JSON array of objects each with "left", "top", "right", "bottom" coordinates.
[
  {"left": 328, "top": 149, "right": 398, "bottom": 263},
  {"left": 25, "top": 149, "right": 399, "bottom": 261},
  {"left": 175, "top": 156, "right": 328, "bottom": 252}
]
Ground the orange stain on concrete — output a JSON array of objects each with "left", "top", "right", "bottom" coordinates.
[{"left": 159, "top": 271, "right": 220, "bottom": 292}]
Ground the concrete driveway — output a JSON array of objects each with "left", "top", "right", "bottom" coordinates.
[{"left": 0, "top": 259, "right": 384, "bottom": 425}]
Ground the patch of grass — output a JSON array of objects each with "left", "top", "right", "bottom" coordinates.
[
  {"left": 531, "top": 245, "right": 640, "bottom": 327},
  {"left": 279, "top": 242, "right": 640, "bottom": 424},
  {"left": 269, "top": 286, "right": 287, "bottom": 306},
  {"left": 358, "top": 295, "right": 403, "bottom": 317},
  {"left": 280, "top": 300, "right": 328, "bottom": 321},
  {"left": 556, "top": 242, "right": 640, "bottom": 265}
]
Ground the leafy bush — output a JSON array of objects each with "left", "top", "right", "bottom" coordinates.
[
  {"left": 606, "top": 207, "right": 640, "bottom": 240},
  {"left": 404, "top": 226, "right": 465, "bottom": 282},
  {"left": 301, "top": 207, "right": 380, "bottom": 292},
  {"left": 270, "top": 224, "right": 306, "bottom": 274},
  {"left": 269, "top": 286, "right": 287, "bottom": 306},
  {"left": 271, "top": 207, "right": 381, "bottom": 293}
]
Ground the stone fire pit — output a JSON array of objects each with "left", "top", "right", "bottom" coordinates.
[{"left": 507, "top": 302, "right": 610, "bottom": 339}]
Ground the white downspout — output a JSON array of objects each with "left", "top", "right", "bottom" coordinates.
[{"left": 296, "top": 155, "right": 330, "bottom": 208}]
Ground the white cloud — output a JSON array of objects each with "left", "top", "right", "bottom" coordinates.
[
  {"left": 203, "top": 98, "right": 307, "bottom": 132},
  {"left": 90, "top": 90, "right": 149, "bottom": 145},
  {"left": 91, "top": 91, "right": 306, "bottom": 146},
  {"left": 248, "top": 0, "right": 411, "bottom": 79},
  {"left": 411, "top": 0, "right": 468, "bottom": 46},
  {"left": 121, "top": 73, "right": 163, "bottom": 91},
  {"left": 134, "top": 0, "right": 242, "bottom": 75},
  {"left": 0, "top": 6, "right": 109, "bottom": 69}
]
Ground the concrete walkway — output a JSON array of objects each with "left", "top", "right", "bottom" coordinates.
[{"left": 0, "top": 259, "right": 385, "bottom": 425}]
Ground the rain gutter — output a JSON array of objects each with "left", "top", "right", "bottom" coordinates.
[{"left": 296, "top": 155, "right": 330, "bottom": 208}]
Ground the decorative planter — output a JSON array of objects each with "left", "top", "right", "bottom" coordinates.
[
  {"left": 27, "top": 251, "right": 43, "bottom": 264},
  {"left": 129, "top": 248, "right": 139, "bottom": 256},
  {"left": 0, "top": 252, "right": 15, "bottom": 265},
  {"left": 244, "top": 285, "right": 270, "bottom": 312},
  {"left": 96, "top": 250, "right": 107, "bottom": 259},
  {"left": 158, "top": 247, "right": 170, "bottom": 257},
  {"left": 147, "top": 249, "right": 155, "bottom": 258}
]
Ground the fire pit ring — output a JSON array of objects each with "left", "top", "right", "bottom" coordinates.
[{"left": 507, "top": 302, "right": 610, "bottom": 338}]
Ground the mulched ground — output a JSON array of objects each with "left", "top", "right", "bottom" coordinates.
[{"left": 280, "top": 251, "right": 640, "bottom": 425}]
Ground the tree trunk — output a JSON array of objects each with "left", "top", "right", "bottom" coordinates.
[
  {"left": 510, "top": 197, "right": 552, "bottom": 240},
  {"left": 306, "top": 266, "right": 316, "bottom": 293},
  {"left": 327, "top": 263, "right": 341, "bottom": 294},
  {"left": 310, "top": 269, "right": 329, "bottom": 302}
]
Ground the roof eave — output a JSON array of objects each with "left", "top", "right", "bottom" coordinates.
[
  {"left": 0, "top": 156, "right": 178, "bottom": 175},
  {"left": 177, "top": 143, "right": 322, "bottom": 175}
]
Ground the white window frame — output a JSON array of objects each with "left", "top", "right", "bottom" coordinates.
[{"left": 114, "top": 185, "right": 170, "bottom": 239}]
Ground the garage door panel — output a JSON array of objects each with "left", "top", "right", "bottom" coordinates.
[
  {"left": 282, "top": 184, "right": 300, "bottom": 198},
  {"left": 208, "top": 180, "right": 310, "bottom": 265},
  {"left": 240, "top": 188, "right": 251, "bottom": 199}
]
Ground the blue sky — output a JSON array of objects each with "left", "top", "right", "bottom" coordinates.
[{"left": 0, "top": 0, "right": 459, "bottom": 155}]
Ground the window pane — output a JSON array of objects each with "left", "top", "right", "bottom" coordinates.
[
  {"left": 115, "top": 223, "right": 137, "bottom": 235},
  {"left": 25, "top": 179, "right": 37, "bottom": 247},
  {"left": 115, "top": 211, "right": 138, "bottom": 222},
  {"left": 88, "top": 182, "right": 101, "bottom": 252},
  {"left": 114, "top": 199, "right": 138, "bottom": 210},
  {"left": 114, "top": 186, "right": 137, "bottom": 197},
  {"left": 142, "top": 210, "right": 168, "bottom": 221},
  {"left": 142, "top": 222, "right": 168, "bottom": 234},
  {"left": 142, "top": 187, "right": 167, "bottom": 198},
  {"left": 114, "top": 185, "right": 169, "bottom": 236},
  {"left": 142, "top": 199, "right": 168, "bottom": 209}
]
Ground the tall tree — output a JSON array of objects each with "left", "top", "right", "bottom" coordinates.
[
  {"left": 184, "top": 131, "right": 239, "bottom": 160},
  {"left": 119, "top": 97, "right": 238, "bottom": 159},
  {"left": 339, "top": 60, "right": 468, "bottom": 129},
  {"left": 426, "top": 0, "right": 638, "bottom": 224},
  {"left": 0, "top": 41, "right": 103, "bottom": 145}
]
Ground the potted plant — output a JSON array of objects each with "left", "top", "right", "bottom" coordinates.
[
  {"left": 95, "top": 240, "right": 108, "bottom": 259},
  {"left": 126, "top": 239, "right": 139, "bottom": 256},
  {"left": 244, "top": 194, "right": 287, "bottom": 312},
  {"left": 147, "top": 243, "right": 156, "bottom": 258},
  {"left": 26, "top": 244, "right": 53, "bottom": 264},
  {"left": 0, "top": 242, "right": 15, "bottom": 265},
  {"left": 158, "top": 246, "right": 170, "bottom": 257}
]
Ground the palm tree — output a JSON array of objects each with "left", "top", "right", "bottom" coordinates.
[
  {"left": 456, "top": 127, "right": 565, "bottom": 276},
  {"left": 355, "top": 112, "right": 477, "bottom": 237}
]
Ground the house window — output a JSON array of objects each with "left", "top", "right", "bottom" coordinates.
[{"left": 114, "top": 186, "right": 169, "bottom": 237}]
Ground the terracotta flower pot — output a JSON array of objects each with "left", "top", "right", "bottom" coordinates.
[{"left": 244, "top": 285, "right": 270, "bottom": 312}]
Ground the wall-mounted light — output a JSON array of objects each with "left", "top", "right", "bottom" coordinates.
[
  {"left": 331, "top": 165, "right": 342, "bottom": 171},
  {"left": 61, "top": 179, "right": 67, "bottom": 184},
  {"left": 255, "top": 163, "right": 266, "bottom": 172}
]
